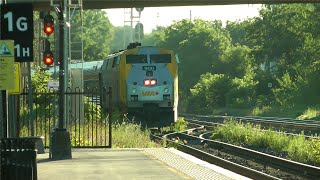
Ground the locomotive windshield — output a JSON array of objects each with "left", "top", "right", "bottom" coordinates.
[
  {"left": 150, "top": 54, "right": 171, "bottom": 63},
  {"left": 126, "top": 55, "right": 147, "bottom": 64}
]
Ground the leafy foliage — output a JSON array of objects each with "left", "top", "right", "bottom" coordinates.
[
  {"left": 156, "top": 19, "right": 231, "bottom": 98},
  {"left": 71, "top": 10, "right": 113, "bottom": 61},
  {"left": 189, "top": 73, "right": 231, "bottom": 113},
  {"left": 30, "top": 66, "right": 54, "bottom": 105},
  {"left": 171, "top": 117, "right": 188, "bottom": 132},
  {"left": 109, "top": 26, "right": 135, "bottom": 52}
]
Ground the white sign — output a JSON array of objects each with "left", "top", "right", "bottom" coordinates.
[{"left": 48, "top": 81, "right": 59, "bottom": 91}]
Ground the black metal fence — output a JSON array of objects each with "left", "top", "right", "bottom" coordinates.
[
  {"left": 16, "top": 87, "right": 112, "bottom": 148},
  {"left": 1, "top": 137, "right": 41, "bottom": 180}
]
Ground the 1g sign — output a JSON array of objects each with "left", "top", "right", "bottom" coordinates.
[{"left": 1, "top": 3, "right": 34, "bottom": 62}]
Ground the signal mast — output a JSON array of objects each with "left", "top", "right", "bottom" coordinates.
[{"left": 123, "top": 7, "right": 144, "bottom": 48}]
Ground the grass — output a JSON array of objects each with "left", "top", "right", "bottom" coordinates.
[
  {"left": 211, "top": 119, "right": 320, "bottom": 165},
  {"left": 210, "top": 105, "right": 320, "bottom": 121},
  {"left": 296, "top": 107, "right": 320, "bottom": 120},
  {"left": 112, "top": 121, "right": 160, "bottom": 148}
]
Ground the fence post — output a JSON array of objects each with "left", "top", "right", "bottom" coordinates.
[{"left": 108, "top": 87, "right": 112, "bottom": 148}]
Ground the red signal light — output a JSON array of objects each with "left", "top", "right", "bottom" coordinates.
[
  {"left": 43, "top": 51, "right": 54, "bottom": 66},
  {"left": 43, "top": 14, "right": 54, "bottom": 36},
  {"left": 44, "top": 26, "right": 54, "bottom": 35}
]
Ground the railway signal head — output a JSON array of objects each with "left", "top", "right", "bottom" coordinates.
[
  {"left": 43, "top": 14, "right": 54, "bottom": 36},
  {"left": 43, "top": 50, "right": 54, "bottom": 66},
  {"left": 135, "top": 23, "right": 144, "bottom": 40}
]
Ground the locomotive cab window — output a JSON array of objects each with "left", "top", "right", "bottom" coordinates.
[
  {"left": 107, "top": 58, "right": 113, "bottom": 70},
  {"left": 112, "top": 57, "right": 120, "bottom": 68},
  {"left": 126, "top": 55, "right": 148, "bottom": 64},
  {"left": 150, "top": 54, "right": 171, "bottom": 63}
]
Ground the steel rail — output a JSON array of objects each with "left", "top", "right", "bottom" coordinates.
[
  {"left": 180, "top": 113, "right": 320, "bottom": 132},
  {"left": 244, "top": 116, "right": 320, "bottom": 124},
  {"left": 168, "top": 132, "right": 320, "bottom": 179},
  {"left": 150, "top": 131, "right": 279, "bottom": 180},
  {"left": 185, "top": 118, "right": 318, "bottom": 139}
]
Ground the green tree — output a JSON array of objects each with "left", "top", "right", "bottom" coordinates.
[
  {"left": 156, "top": 19, "right": 231, "bottom": 97},
  {"left": 71, "top": 10, "right": 113, "bottom": 61},
  {"left": 225, "top": 20, "right": 253, "bottom": 46},
  {"left": 189, "top": 73, "right": 232, "bottom": 112},
  {"left": 214, "top": 45, "right": 255, "bottom": 78},
  {"left": 110, "top": 26, "right": 135, "bottom": 53},
  {"left": 142, "top": 26, "right": 164, "bottom": 46},
  {"left": 246, "top": 4, "right": 319, "bottom": 76}
]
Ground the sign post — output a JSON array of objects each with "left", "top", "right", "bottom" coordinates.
[
  {"left": 8, "top": 62, "right": 21, "bottom": 94},
  {"left": 0, "top": 40, "right": 14, "bottom": 139},
  {"left": 49, "top": 0, "right": 72, "bottom": 160},
  {"left": 0, "top": 40, "right": 14, "bottom": 89}
]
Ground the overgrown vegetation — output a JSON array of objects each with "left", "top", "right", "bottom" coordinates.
[
  {"left": 160, "top": 117, "right": 188, "bottom": 133},
  {"left": 112, "top": 121, "right": 160, "bottom": 148},
  {"left": 211, "top": 119, "right": 320, "bottom": 165}
]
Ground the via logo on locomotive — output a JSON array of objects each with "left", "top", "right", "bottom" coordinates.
[{"left": 142, "top": 91, "right": 159, "bottom": 96}]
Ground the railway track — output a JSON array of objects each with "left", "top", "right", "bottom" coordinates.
[
  {"left": 150, "top": 126, "right": 320, "bottom": 180},
  {"left": 185, "top": 118, "right": 318, "bottom": 139},
  {"left": 179, "top": 114, "right": 320, "bottom": 136}
]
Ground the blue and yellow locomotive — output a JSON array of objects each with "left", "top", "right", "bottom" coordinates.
[{"left": 100, "top": 43, "right": 179, "bottom": 126}]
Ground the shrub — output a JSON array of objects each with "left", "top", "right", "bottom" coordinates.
[
  {"left": 189, "top": 73, "right": 231, "bottom": 112},
  {"left": 172, "top": 117, "right": 188, "bottom": 132}
]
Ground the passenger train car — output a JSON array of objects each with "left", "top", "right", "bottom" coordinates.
[{"left": 49, "top": 43, "right": 179, "bottom": 127}]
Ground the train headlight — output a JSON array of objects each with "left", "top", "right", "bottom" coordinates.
[
  {"left": 164, "top": 88, "right": 169, "bottom": 93},
  {"left": 132, "top": 88, "right": 137, "bottom": 94}
]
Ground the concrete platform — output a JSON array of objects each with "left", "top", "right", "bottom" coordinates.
[{"left": 37, "top": 148, "right": 251, "bottom": 180}]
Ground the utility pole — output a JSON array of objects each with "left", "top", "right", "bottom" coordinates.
[
  {"left": 50, "top": 0, "right": 72, "bottom": 160},
  {"left": 0, "top": 1, "right": 7, "bottom": 178},
  {"left": 130, "top": 8, "right": 133, "bottom": 43},
  {"left": 0, "top": 0, "right": 8, "bottom": 139}
]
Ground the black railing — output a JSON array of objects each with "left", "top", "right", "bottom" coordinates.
[
  {"left": 16, "top": 87, "right": 112, "bottom": 148},
  {"left": 1, "top": 137, "right": 41, "bottom": 180}
]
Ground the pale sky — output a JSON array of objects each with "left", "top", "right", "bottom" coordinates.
[{"left": 105, "top": 5, "right": 262, "bottom": 33}]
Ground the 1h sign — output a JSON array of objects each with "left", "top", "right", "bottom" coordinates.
[{"left": 1, "top": 3, "right": 34, "bottom": 62}]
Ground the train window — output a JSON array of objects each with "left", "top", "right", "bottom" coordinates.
[
  {"left": 107, "top": 59, "right": 113, "bottom": 70},
  {"left": 112, "top": 57, "right": 117, "bottom": 68},
  {"left": 115, "top": 56, "right": 120, "bottom": 64},
  {"left": 126, "top": 55, "right": 147, "bottom": 64},
  {"left": 105, "top": 60, "right": 109, "bottom": 69},
  {"left": 150, "top": 54, "right": 171, "bottom": 63}
]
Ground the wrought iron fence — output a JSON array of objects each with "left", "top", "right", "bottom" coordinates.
[
  {"left": 17, "top": 86, "right": 112, "bottom": 148},
  {"left": 1, "top": 137, "right": 41, "bottom": 180}
]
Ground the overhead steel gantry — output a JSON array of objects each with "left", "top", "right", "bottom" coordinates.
[{"left": 6, "top": 0, "right": 320, "bottom": 10}]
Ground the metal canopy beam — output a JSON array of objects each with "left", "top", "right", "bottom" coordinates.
[{"left": 5, "top": 0, "right": 320, "bottom": 11}]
